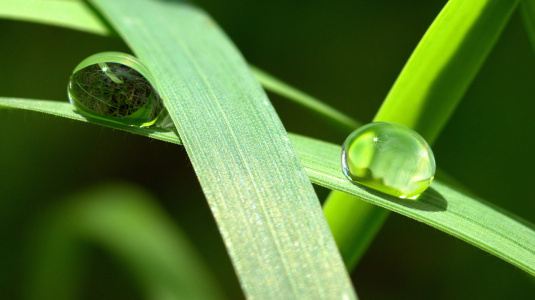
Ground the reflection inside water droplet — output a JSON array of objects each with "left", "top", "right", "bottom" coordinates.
[
  {"left": 341, "top": 122, "right": 435, "bottom": 199},
  {"left": 68, "top": 53, "right": 167, "bottom": 128}
]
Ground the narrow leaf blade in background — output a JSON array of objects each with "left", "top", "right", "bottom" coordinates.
[
  {"left": 27, "top": 184, "right": 224, "bottom": 300},
  {"left": 250, "top": 66, "right": 360, "bottom": 131}
]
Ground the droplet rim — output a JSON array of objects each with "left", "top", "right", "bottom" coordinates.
[
  {"left": 341, "top": 122, "right": 436, "bottom": 199},
  {"left": 68, "top": 52, "right": 165, "bottom": 128}
]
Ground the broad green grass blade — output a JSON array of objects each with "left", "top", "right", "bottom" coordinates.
[
  {"left": 86, "top": 1, "right": 356, "bottom": 298},
  {"left": 2, "top": 98, "right": 535, "bottom": 277},
  {"left": 324, "top": 0, "right": 521, "bottom": 269},
  {"left": 27, "top": 183, "right": 224, "bottom": 300},
  {"left": 0, "top": 0, "right": 112, "bottom": 35},
  {"left": 0, "top": 0, "right": 359, "bottom": 133},
  {"left": 521, "top": 0, "right": 535, "bottom": 51}
]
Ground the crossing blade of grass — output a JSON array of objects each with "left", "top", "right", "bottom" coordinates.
[
  {"left": 87, "top": 0, "right": 356, "bottom": 298},
  {"left": 324, "top": 0, "right": 520, "bottom": 269},
  {"left": 2, "top": 97, "right": 535, "bottom": 277},
  {"left": 1, "top": 0, "right": 360, "bottom": 133},
  {"left": 27, "top": 183, "right": 224, "bottom": 300}
]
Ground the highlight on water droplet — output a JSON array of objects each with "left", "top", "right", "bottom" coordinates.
[
  {"left": 341, "top": 122, "right": 436, "bottom": 199},
  {"left": 68, "top": 52, "right": 166, "bottom": 128}
]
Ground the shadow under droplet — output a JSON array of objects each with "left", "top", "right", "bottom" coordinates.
[{"left": 360, "top": 185, "right": 448, "bottom": 212}]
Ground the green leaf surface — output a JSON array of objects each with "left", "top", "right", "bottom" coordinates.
[
  {"left": 86, "top": 0, "right": 356, "bottom": 299},
  {"left": 27, "top": 183, "right": 224, "bottom": 300},
  {"left": 2, "top": 97, "right": 535, "bottom": 277}
]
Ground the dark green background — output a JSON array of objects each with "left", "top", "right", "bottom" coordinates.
[{"left": 1, "top": 0, "right": 534, "bottom": 298}]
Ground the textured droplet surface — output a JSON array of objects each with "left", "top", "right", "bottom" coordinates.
[
  {"left": 68, "top": 56, "right": 164, "bottom": 127},
  {"left": 341, "top": 122, "right": 435, "bottom": 199}
]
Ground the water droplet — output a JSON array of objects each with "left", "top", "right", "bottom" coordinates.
[
  {"left": 68, "top": 52, "right": 165, "bottom": 128},
  {"left": 341, "top": 122, "right": 435, "bottom": 199}
]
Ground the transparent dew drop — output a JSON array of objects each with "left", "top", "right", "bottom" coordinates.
[
  {"left": 341, "top": 122, "right": 436, "bottom": 199},
  {"left": 68, "top": 53, "right": 165, "bottom": 128}
]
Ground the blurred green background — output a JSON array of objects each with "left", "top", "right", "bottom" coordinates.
[{"left": 1, "top": 0, "right": 534, "bottom": 298}]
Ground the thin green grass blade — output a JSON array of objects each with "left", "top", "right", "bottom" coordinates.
[
  {"left": 85, "top": 0, "right": 356, "bottom": 298},
  {"left": 27, "top": 183, "right": 224, "bottom": 300},
  {"left": 3, "top": 97, "right": 535, "bottom": 277},
  {"left": 0, "top": 98, "right": 180, "bottom": 144},
  {"left": 324, "top": 0, "right": 521, "bottom": 270},
  {"left": 250, "top": 66, "right": 360, "bottom": 131},
  {"left": 0, "top": 0, "right": 112, "bottom": 35},
  {"left": 0, "top": 0, "right": 360, "bottom": 133}
]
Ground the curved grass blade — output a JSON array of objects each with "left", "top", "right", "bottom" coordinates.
[
  {"left": 86, "top": 0, "right": 356, "bottom": 298},
  {"left": 324, "top": 0, "right": 521, "bottom": 269},
  {"left": 27, "top": 183, "right": 224, "bottom": 300},
  {"left": 2, "top": 97, "right": 535, "bottom": 277}
]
